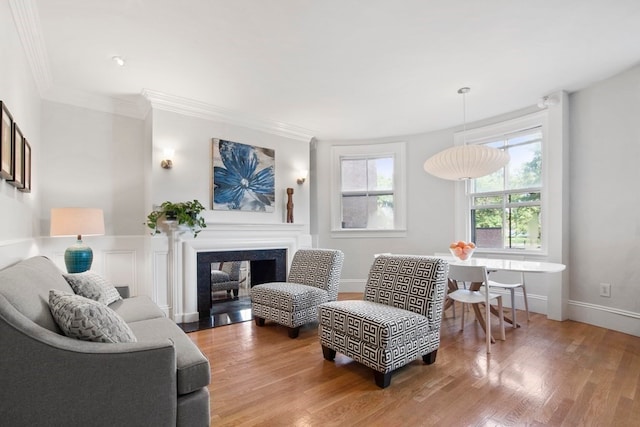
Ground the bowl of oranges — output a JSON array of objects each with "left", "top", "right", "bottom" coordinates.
[{"left": 449, "top": 241, "right": 476, "bottom": 261}]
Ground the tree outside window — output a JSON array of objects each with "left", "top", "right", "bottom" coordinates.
[{"left": 470, "top": 128, "right": 543, "bottom": 250}]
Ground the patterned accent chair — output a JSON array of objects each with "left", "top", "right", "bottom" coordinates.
[
  {"left": 211, "top": 261, "right": 243, "bottom": 298},
  {"left": 318, "top": 255, "right": 448, "bottom": 388},
  {"left": 251, "top": 249, "right": 344, "bottom": 338}
]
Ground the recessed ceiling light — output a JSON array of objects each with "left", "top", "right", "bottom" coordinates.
[{"left": 112, "top": 56, "right": 125, "bottom": 67}]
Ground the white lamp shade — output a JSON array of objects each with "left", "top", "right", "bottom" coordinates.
[
  {"left": 423, "top": 145, "right": 510, "bottom": 181},
  {"left": 50, "top": 208, "right": 105, "bottom": 237}
]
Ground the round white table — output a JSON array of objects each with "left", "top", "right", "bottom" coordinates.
[{"left": 439, "top": 255, "right": 566, "bottom": 327}]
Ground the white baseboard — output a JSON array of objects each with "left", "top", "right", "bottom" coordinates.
[
  {"left": 338, "top": 280, "right": 640, "bottom": 338},
  {"left": 181, "top": 311, "right": 200, "bottom": 324},
  {"left": 569, "top": 300, "right": 640, "bottom": 337}
]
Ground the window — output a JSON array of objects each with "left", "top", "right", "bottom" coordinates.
[
  {"left": 331, "top": 142, "right": 406, "bottom": 237},
  {"left": 456, "top": 112, "right": 547, "bottom": 252}
]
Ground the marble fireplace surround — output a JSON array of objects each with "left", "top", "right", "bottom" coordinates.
[{"left": 171, "top": 223, "right": 311, "bottom": 323}]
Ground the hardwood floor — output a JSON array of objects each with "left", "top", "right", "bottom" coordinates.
[{"left": 187, "top": 293, "right": 640, "bottom": 426}]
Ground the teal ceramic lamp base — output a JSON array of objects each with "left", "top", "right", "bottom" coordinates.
[{"left": 64, "top": 237, "right": 93, "bottom": 273}]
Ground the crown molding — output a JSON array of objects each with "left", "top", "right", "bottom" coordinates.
[
  {"left": 141, "top": 89, "right": 315, "bottom": 143},
  {"left": 9, "top": 0, "right": 52, "bottom": 95},
  {"left": 42, "top": 86, "right": 149, "bottom": 119},
  {"left": 9, "top": 0, "right": 313, "bottom": 138}
]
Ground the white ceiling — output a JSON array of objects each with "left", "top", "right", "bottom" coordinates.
[{"left": 22, "top": 0, "right": 640, "bottom": 139}]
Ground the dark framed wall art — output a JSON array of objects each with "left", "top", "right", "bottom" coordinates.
[
  {"left": 8, "top": 123, "right": 24, "bottom": 189},
  {"left": 0, "top": 101, "right": 14, "bottom": 180},
  {"left": 19, "top": 140, "right": 31, "bottom": 193},
  {"left": 211, "top": 138, "right": 275, "bottom": 212}
]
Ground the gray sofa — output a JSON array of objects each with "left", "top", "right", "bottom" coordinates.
[{"left": 0, "top": 256, "right": 210, "bottom": 426}]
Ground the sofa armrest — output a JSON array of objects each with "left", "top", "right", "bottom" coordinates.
[
  {"left": 115, "top": 285, "right": 130, "bottom": 298},
  {"left": 0, "top": 296, "right": 178, "bottom": 426}
]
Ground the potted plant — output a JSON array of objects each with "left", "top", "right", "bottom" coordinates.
[{"left": 145, "top": 200, "right": 207, "bottom": 237}]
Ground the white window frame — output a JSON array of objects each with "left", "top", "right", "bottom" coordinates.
[
  {"left": 331, "top": 142, "right": 407, "bottom": 238},
  {"left": 454, "top": 111, "right": 549, "bottom": 255}
]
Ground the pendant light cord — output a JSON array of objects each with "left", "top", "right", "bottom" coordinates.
[{"left": 458, "top": 87, "right": 470, "bottom": 145}]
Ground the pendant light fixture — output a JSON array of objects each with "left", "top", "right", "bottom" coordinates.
[{"left": 423, "top": 87, "right": 510, "bottom": 180}]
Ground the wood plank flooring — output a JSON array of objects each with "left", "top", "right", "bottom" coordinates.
[{"left": 187, "top": 293, "right": 640, "bottom": 426}]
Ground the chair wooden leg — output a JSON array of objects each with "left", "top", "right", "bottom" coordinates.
[
  {"left": 288, "top": 326, "right": 300, "bottom": 338},
  {"left": 321, "top": 345, "right": 336, "bottom": 361},
  {"left": 422, "top": 349, "right": 437, "bottom": 365},
  {"left": 460, "top": 302, "right": 465, "bottom": 331},
  {"left": 254, "top": 316, "right": 265, "bottom": 326},
  {"left": 374, "top": 371, "right": 392, "bottom": 388}
]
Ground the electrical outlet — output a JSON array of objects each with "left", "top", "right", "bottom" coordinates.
[{"left": 600, "top": 283, "right": 611, "bottom": 298}]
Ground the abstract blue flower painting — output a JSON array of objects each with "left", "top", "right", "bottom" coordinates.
[{"left": 211, "top": 138, "right": 275, "bottom": 212}]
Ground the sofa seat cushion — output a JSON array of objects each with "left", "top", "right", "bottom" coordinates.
[
  {"left": 251, "top": 282, "right": 329, "bottom": 312},
  {"left": 49, "top": 290, "right": 137, "bottom": 343},
  {"left": 128, "top": 317, "right": 210, "bottom": 395},
  {"left": 63, "top": 271, "right": 122, "bottom": 305},
  {"left": 318, "top": 300, "right": 431, "bottom": 349},
  {"left": 108, "top": 295, "right": 166, "bottom": 323}
]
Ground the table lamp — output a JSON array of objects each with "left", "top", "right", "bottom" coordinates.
[{"left": 50, "top": 208, "right": 105, "bottom": 273}]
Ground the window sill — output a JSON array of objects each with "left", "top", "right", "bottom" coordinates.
[
  {"left": 474, "top": 249, "right": 549, "bottom": 259},
  {"left": 330, "top": 228, "right": 408, "bottom": 239}
]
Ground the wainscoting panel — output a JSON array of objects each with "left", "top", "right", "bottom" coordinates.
[
  {"left": 0, "top": 238, "right": 39, "bottom": 269},
  {"left": 152, "top": 249, "right": 170, "bottom": 317},
  {"left": 103, "top": 251, "right": 137, "bottom": 295}
]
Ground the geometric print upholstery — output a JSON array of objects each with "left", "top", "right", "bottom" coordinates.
[
  {"left": 251, "top": 282, "right": 328, "bottom": 313},
  {"left": 318, "top": 300, "right": 432, "bottom": 350},
  {"left": 287, "top": 249, "right": 344, "bottom": 301},
  {"left": 318, "top": 255, "right": 448, "bottom": 386},
  {"left": 251, "top": 249, "right": 344, "bottom": 336},
  {"left": 210, "top": 261, "right": 243, "bottom": 294},
  {"left": 363, "top": 255, "right": 447, "bottom": 323}
]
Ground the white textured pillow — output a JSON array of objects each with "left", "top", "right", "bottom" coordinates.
[
  {"left": 63, "top": 271, "right": 122, "bottom": 305},
  {"left": 49, "top": 289, "right": 137, "bottom": 343}
]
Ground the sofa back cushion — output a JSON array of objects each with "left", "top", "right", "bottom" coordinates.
[{"left": 0, "top": 256, "right": 74, "bottom": 333}]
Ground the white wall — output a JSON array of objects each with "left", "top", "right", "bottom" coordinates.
[
  {"left": 39, "top": 101, "right": 146, "bottom": 235},
  {"left": 313, "top": 105, "right": 549, "bottom": 289},
  {"left": 0, "top": 0, "right": 41, "bottom": 265},
  {"left": 569, "top": 64, "right": 640, "bottom": 336},
  {"left": 146, "top": 108, "right": 312, "bottom": 320},
  {"left": 315, "top": 66, "right": 640, "bottom": 336},
  {"left": 314, "top": 128, "right": 456, "bottom": 288},
  {"left": 35, "top": 101, "right": 149, "bottom": 294},
  {"left": 150, "top": 109, "right": 311, "bottom": 230}
]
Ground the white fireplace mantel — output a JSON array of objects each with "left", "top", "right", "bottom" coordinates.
[{"left": 151, "top": 222, "right": 311, "bottom": 323}]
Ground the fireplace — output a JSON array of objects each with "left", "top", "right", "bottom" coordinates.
[{"left": 196, "top": 249, "right": 287, "bottom": 318}]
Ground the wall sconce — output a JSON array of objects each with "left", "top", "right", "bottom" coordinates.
[
  {"left": 161, "top": 148, "right": 174, "bottom": 169},
  {"left": 297, "top": 169, "right": 308, "bottom": 185}
]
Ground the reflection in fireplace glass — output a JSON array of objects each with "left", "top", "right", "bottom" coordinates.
[{"left": 210, "top": 260, "right": 250, "bottom": 301}]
